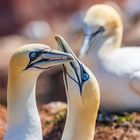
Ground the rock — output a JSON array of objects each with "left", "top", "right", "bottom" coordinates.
[
  {"left": 1, "top": 102, "right": 140, "bottom": 140},
  {"left": 0, "top": 105, "right": 7, "bottom": 140}
]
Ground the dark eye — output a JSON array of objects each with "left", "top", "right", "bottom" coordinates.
[
  {"left": 90, "top": 26, "right": 105, "bottom": 38},
  {"left": 29, "top": 52, "right": 39, "bottom": 61},
  {"left": 82, "top": 73, "right": 89, "bottom": 81},
  {"left": 99, "top": 26, "right": 105, "bottom": 32}
]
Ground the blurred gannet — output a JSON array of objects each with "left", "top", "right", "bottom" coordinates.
[
  {"left": 55, "top": 35, "right": 100, "bottom": 140},
  {"left": 4, "top": 44, "right": 73, "bottom": 140},
  {"left": 79, "top": 4, "right": 140, "bottom": 112},
  {"left": 22, "top": 20, "right": 51, "bottom": 40}
]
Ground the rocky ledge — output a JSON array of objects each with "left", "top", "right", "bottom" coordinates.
[{"left": 0, "top": 102, "right": 140, "bottom": 140}]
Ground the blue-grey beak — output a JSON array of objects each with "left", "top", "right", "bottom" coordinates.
[{"left": 55, "top": 35, "right": 89, "bottom": 93}]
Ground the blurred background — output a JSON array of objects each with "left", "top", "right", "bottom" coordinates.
[{"left": 0, "top": 0, "right": 140, "bottom": 105}]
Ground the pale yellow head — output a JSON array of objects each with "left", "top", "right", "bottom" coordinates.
[
  {"left": 9, "top": 44, "right": 73, "bottom": 78},
  {"left": 80, "top": 4, "right": 123, "bottom": 55},
  {"left": 85, "top": 4, "right": 122, "bottom": 30}
]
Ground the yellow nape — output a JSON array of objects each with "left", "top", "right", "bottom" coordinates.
[
  {"left": 9, "top": 44, "right": 49, "bottom": 75},
  {"left": 82, "top": 76, "right": 100, "bottom": 113},
  {"left": 84, "top": 4, "right": 122, "bottom": 30}
]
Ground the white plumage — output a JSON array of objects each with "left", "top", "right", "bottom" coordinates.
[{"left": 79, "top": 4, "right": 140, "bottom": 112}]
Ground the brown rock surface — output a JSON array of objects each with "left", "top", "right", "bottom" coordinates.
[
  {"left": 41, "top": 103, "right": 140, "bottom": 140},
  {"left": 0, "top": 105, "right": 7, "bottom": 140},
  {"left": 1, "top": 102, "right": 140, "bottom": 140}
]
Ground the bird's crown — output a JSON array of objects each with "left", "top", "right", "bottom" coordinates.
[{"left": 84, "top": 4, "right": 122, "bottom": 29}]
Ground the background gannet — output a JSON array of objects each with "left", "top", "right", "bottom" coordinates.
[
  {"left": 79, "top": 4, "right": 140, "bottom": 112},
  {"left": 4, "top": 44, "right": 73, "bottom": 140},
  {"left": 55, "top": 35, "right": 100, "bottom": 140}
]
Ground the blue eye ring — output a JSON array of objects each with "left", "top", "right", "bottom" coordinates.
[
  {"left": 82, "top": 73, "right": 89, "bottom": 81},
  {"left": 29, "top": 52, "right": 39, "bottom": 61}
]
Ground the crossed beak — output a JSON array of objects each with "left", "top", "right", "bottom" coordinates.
[{"left": 55, "top": 35, "right": 83, "bottom": 91}]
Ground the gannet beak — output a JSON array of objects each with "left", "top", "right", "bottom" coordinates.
[
  {"left": 26, "top": 48, "right": 74, "bottom": 70},
  {"left": 80, "top": 35, "right": 91, "bottom": 56},
  {"left": 55, "top": 35, "right": 76, "bottom": 57},
  {"left": 55, "top": 35, "right": 84, "bottom": 92},
  {"left": 80, "top": 26, "right": 105, "bottom": 56}
]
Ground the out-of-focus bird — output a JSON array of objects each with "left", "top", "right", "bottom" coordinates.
[
  {"left": 4, "top": 44, "right": 73, "bottom": 140},
  {"left": 21, "top": 20, "right": 51, "bottom": 41},
  {"left": 55, "top": 35, "right": 100, "bottom": 140},
  {"left": 79, "top": 4, "right": 140, "bottom": 112}
]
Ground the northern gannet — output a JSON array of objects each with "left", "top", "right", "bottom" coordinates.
[
  {"left": 55, "top": 35, "right": 100, "bottom": 140},
  {"left": 4, "top": 44, "right": 73, "bottom": 140},
  {"left": 79, "top": 4, "right": 140, "bottom": 112}
]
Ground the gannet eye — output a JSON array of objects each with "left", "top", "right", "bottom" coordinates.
[
  {"left": 82, "top": 72, "right": 89, "bottom": 81},
  {"left": 91, "top": 26, "right": 105, "bottom": 38},
  {"left": 79, "top": 63, "right": 89, "bottom": 82},
  {"left": 99, "top": 26, "right": 105, "bottom": 33},
  {"left": 29, "top": 52, "right": 39, "bottom": 61}
]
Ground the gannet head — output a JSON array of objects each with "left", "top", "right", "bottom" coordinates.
[
  {"left": 55, "top": 35, "right": 100, "bottom": 112},
  {"left": 80, "top": 4, "right": 123, "bottom": 55},
  {"left": 9, "top": 44, "right": 73, "bottom": 77}
]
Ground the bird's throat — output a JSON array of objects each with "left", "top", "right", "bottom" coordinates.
[{"left": 4, "top": 71, "right": 42, "bottom": 140}]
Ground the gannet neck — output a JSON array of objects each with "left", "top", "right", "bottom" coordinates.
[
  {"left": 62, "top": 108, "right": 97, "bottom": 140},
  {"left": 4, "top": 70, "right": 42, "bottom": 140},
  {"left": 61, "top": 84, "right": 99, "bottom": 140},
  {"left": 61, "top": 70, "right": 99, "bottom": 140},
  {"left": 97, "top": 28, "right": 122, "bottom": 56}
]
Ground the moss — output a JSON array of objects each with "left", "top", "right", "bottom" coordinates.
[
  {"left": 53, "top": 109, "right": 67, "bottom": 125},
  {"left": 116, "top": 114, "right": 133, "bottom": 124}
]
